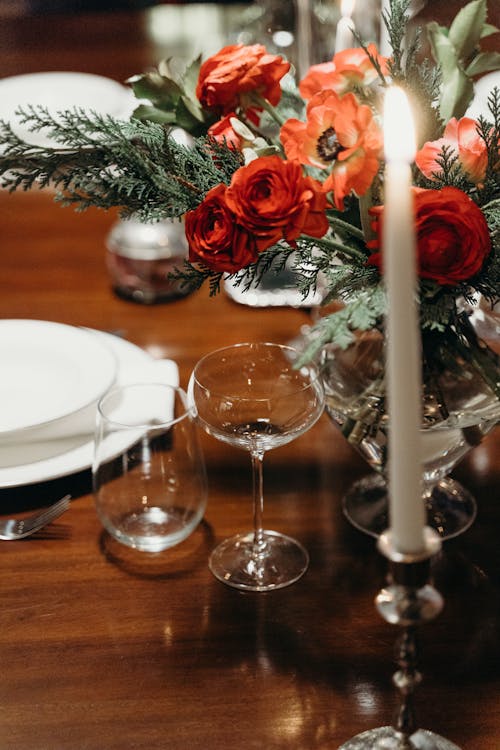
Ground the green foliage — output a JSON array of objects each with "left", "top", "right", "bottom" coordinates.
[
  {"left": 419, "top": 286, "right": 459, "bottom": 332},
  {"left": 168, "top": 260, "right": 224, "bottom": 296},
  {"left": 382, "top": 0, "right": 412, "bottom": 80},
  {"left": 383, "top": 0, "right": 443, "bottom": 145},
  {"left": 128, "top": 56, "right": 214, "bottom": 136},
  {"left": 415, "top": 144, "right": 468, "bottom": 191},
  {"left": 296, "top": 286, "right": 387, "bottom": 364},
  {"left": 0, "top": 0, "right": 499, "bottom": 355},
  {"left": 480, "top": 202, "right": 500, "bottom": 303},
  {"left": 0, "top": 108, "right": 242, "bottom": 219},
  {"left": 426, "top": 0, "right": 500, "bottom": 121},
  {"left": 474, "top": 90, "right": 500, "bottom": 206}
]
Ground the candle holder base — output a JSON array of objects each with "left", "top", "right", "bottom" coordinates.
[
  {"left": 339, "top": 529, "right": 462, "bottom": 750},
  {"left": 338, "top": 726, "right": 462, "bottom": 749}
]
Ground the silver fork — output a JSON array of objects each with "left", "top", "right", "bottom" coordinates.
[{"left": 0, "top": 494, "right": 71, "bottom": 540}]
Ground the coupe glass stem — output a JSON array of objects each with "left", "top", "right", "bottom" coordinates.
[{"left": 250, "top": 449, "right": 266, "bottom": 556}]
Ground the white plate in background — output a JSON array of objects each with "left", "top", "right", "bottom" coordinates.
[
  {"left": 0, "top": 319, "right": 117, "bottom": 437},
  {"left": 0, "top": 71, "right": 135, "bottom": 146}
]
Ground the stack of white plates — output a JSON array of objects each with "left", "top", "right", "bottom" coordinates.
[{"left": 0, "top": 320, "right": 178, "bottom": 488}]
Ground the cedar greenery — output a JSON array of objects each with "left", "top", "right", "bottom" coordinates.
[
  {"left": 0, "top": 0, "right": 499, "bottom": 354},
  {"left": 0, "top": 108, "right": 243, "bottom": 220}
]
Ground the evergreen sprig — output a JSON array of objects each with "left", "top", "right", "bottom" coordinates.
[
  {"left": 168, "top": 260, "right": 224, "bottom": 296},
  {"left": 417, "top": 144, "right": 468, "bottom": 191},
  {"left": 384, "top": 0, "right": 444, "bottom": 144},
  {"left": 0, "top": 1, "right": 499, "bottom": 356},
  {"left": 383, "top": 0, "right": 413, "bottom": 81},
  {"left": 296, "top": 285, "right": 387, "bottom": 365},
  {"left": 474, "top": 89, "right": 500, "bottom": 206},
  {"left": 0, "top": 108, "right": 243, "bottom": 220}
]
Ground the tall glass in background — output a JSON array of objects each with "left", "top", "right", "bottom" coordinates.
[{"left": 234, "top": 1, "right": 380, "bottom": 74}]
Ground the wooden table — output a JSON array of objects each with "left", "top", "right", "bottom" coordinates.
[{"left": 1, "top": 5, "right": 500, "bottom": 749}]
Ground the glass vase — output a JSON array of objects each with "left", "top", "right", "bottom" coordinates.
[{"left": 321, "top": 303, "right": 500, "bottom": 539}]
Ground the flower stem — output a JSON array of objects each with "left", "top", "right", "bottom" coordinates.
[
  {"left": 314, "top": 234, "right": 369, "bottom": 263},
  {"left": 249, "top": 93, "right": 287, "bottom": 127},
  {"left": 358, "top": 191, "right": 376, "bottom": 243},
  {"left": 327, "top": 214, "right": 366, "bottom": 240}
]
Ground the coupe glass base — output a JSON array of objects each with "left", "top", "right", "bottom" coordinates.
[
  {"left": 339, "top": 726, "right": 461, "bottom": 749},
  {"left": 343, "top": 474, "right": 477, "bottom": 541},
  {"left": 208, "top": 530, "right": 309, "bottom": 591}
]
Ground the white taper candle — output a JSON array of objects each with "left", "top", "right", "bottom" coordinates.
[
  {"left": 296, "top": 0, "right": 313, "bottom": 78},
  {"left": 383, "top": 86, "right": 426, "bottom": 555},
  {"left": 335, "top": 0, "right": 355, "bottom": 52}
]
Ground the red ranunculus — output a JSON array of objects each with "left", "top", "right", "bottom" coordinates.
[
  {"left": 367, "top": 186, "right": 491, "bottom": 285},
  {"left": 196, "top": 44, "right": 290, "bottom": 118},
  {"left": 185, "top": 184, "right": 258, "bottom": 273},
  {"left": 225, "top": 155, "right": 329, "bottom": 252}
]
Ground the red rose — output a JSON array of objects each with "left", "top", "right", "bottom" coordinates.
[
  {"left": 367, "top": 186, "right": 491, "bottom": 286},
  {"left": 196, "top": 44, "right": 290, "bottom": 117},
  {"left": 185, "top": 184, "right": 258, "bottom": 273},
  {"left": 225, "top": 155, "right": 329, "bottom": 252}
]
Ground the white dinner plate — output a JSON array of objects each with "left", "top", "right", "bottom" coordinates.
[
  {"left": 0, "top": 319, "right": 117, "bottom": 437},
  {"left": 0, "top": 71, "right": 135, "bottom": 147},
  {"left": 0, "top": 331, "right": 179, "bottom": 488}
]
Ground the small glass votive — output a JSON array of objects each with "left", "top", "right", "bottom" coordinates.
[
  {"left": 105, "top": 218, "right": 193, "bottom": 304},
  {"left": 93, "top": 383, "right": 207, "bottom": 552}
]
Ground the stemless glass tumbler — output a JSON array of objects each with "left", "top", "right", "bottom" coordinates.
[
  {"left": 93, "top": 383, "right": 207, "bottom": 552},
  {"left": 190, "top": 342, "right": 325, "bottom": 591}
]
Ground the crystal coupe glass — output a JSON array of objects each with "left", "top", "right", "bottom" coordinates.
[{"left": 189, "top": 342, "right": 325, "bottom": 591}]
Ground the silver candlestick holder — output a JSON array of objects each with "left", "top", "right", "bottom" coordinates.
[{"left": 339, "top": 527, "right": 462, "bottom": 750}]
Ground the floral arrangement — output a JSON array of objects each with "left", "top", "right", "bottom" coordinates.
[{"left": 1, "top": 0, "right": 500, "bottom": 388}]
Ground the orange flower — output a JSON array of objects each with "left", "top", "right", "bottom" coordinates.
[
  {"left": 367, "top": 187, "right": 491, "bottom": 285},
  {"left": 196, "top": 44, "right": 290, "bottom": 118},
  {"left": 185, "top": 184, "right": 258, "bottom": 273},
  {"left": 299, "top": 44, "right": 389, "bottom": 99},
  {"left": 280, "top": 90, "right": 382, "bottom": 210},
  {"left": 415, "top": 117, "right": 488, "bottom": 184},
  {"left": 225, "top": 155, "right": 329, "bottom": 252}
]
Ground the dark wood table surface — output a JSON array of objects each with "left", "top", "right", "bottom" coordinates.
[{"left": 1, "top": 5, "right": 500, "bottom": 749}]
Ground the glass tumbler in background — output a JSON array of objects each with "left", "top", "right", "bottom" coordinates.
[
  {"left": 105, "top": 218, "right": 193, "bottom": 304},
  {"left": 93, "top": 383, "right": 207, "bottom": 552}
]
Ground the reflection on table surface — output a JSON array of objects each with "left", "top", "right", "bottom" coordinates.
[{"left": 1, "top": 4, "right": 500, "bottom": 750}]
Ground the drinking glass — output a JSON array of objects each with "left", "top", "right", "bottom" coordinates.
[
  {"left": 189, "top": 342, "right": 325, "bottom": 591},
  {"left": 93, "top": 383, "right": 207, "bottom": 552}
]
